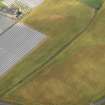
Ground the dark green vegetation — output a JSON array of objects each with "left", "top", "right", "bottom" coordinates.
[
  {"left": 80, "top": 0, "right": 103, "bottom": 9},
  {"left": 0, "top": 0, "right": 105, "bottom": 105}
]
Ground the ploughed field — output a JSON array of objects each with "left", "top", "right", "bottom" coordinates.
[{"left": 0, "top": 0, "right": 105, "bottom": 105}]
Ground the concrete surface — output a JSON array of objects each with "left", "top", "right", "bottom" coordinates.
[
  {"left": 0, "top": 23, "right": 46, "bottom": 75},
  {"left": 0, "top": 14, "right": 15, "bottom": 33},
  {"left": 0, "top": 102, "right": 10, "bottom": 105}
]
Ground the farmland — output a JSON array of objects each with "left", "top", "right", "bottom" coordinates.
[{"left": 0, "top": 0, "right": 105, "bottom": 105}]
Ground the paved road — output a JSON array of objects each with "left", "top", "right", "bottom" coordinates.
[
  {"left": 0, "top": 14, "right": 15, "bottom": 33},
  {"left": 0, "top": 102, "right": 10, "bottom": 105},
  {"left": 0, "top": 23, "right": 46, "bottom": 75},
  {"left": 0, "top": 1, "right": 45, "bottom": 105},
  {"left": 90, "top": 97, "right": 105, "bottom": 105}
]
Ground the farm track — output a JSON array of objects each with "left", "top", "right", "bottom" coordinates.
[{"left": 0, "top": 9, "right": 98, "bottom": 99}]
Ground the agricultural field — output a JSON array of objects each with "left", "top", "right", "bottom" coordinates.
[{"left": 0, "top": 0, "right": 105, "bottom": 105}]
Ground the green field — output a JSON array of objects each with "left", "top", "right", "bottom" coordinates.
[
  {"left": 0, "top": 0, "right": 105, "bottom": 105},
  {"left": 0, "top": 0, "right": 6, "bottom": 8}
]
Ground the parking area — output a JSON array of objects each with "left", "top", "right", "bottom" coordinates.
[
  {"left": 0, "top": 0, "right": 46, "bottom": 76},
  {"left": 0, "top": 23, "right": 46, "bottom": 75},
  {"left": 0, "top": 14, "right": 15, "bottom": 33}
]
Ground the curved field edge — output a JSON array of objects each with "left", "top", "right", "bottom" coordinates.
[
  {"left": 4, "top": 1, "right": 105, "bottom": 105},
  {"left": 0, "top": 0, "right": 96, "bottom": 104}
]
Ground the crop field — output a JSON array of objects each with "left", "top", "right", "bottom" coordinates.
[{"left": 0, "top": 0, "right": 105, "bottom": 105}]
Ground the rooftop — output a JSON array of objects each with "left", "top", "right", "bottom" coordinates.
[{"left": 3, "top": 0, "right": 44, "bottom": 8}]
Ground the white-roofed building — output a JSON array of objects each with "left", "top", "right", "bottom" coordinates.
[{"left": 3, "top": 0, "right": 43, "bottom": 8}]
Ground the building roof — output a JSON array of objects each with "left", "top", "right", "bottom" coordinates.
[{"left": 3, "top": 0, "right": 43, "bottom": 8}]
